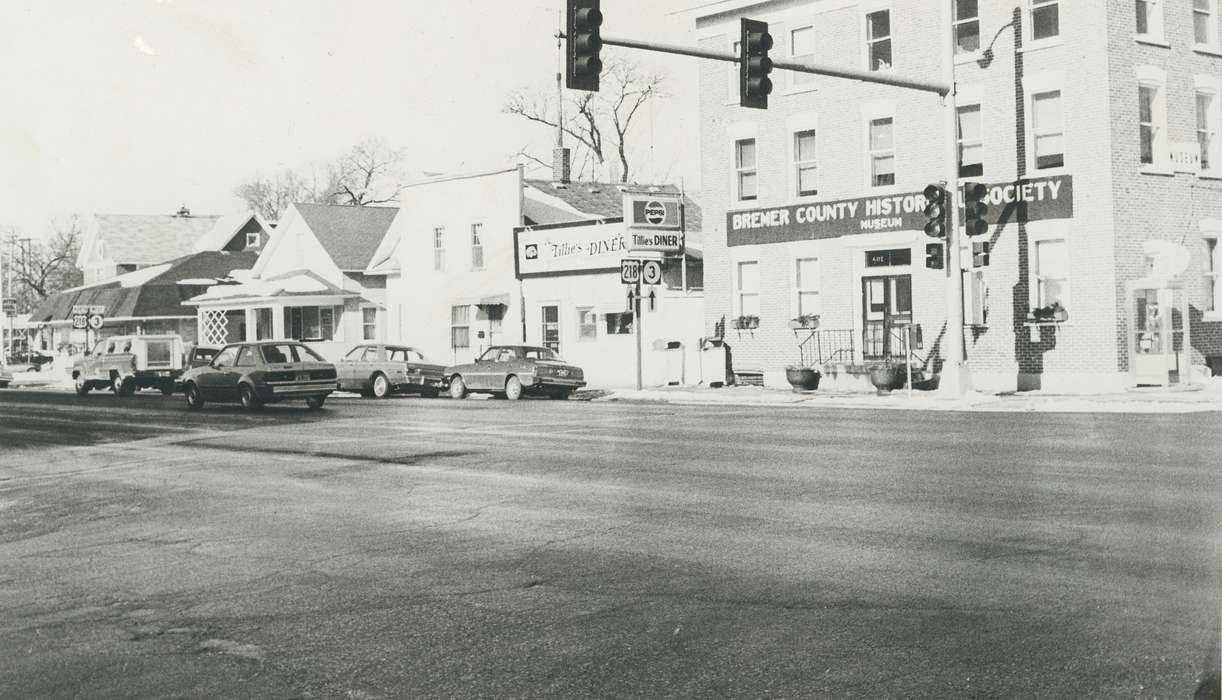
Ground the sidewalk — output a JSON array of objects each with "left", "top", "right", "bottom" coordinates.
[{"left": 594, "top": 378, "right": 1222, "bottom": 413}]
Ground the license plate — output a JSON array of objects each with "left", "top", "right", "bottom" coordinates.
[
  {"left": 557, "top": 369, "right": 569, "bottom": 377},
  {"left": 296, "top": 373, "right": 309, "bottom": 381}
]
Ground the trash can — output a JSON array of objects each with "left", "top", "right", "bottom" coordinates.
[{"left": 700, "top": 338, "right": 729, "bottom": 388}]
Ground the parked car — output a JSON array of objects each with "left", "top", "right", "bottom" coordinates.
[
  {"left": 336, "top": 343, "right": 446, "bottom": 398},
  {"left": 179, "top": 340, "right": 337, "bottom": 411},
  {"left": 445, "top": 345, "right": 585, "bottom": 400},
  {"left": 72, "top": 334, "right": 187, "bottom": 396},
  {"left": 0, "top": 368, "right": 12, "bottom": 389},
  {"left": 5, "top": 349, "right": 54, "bottom": 372}
]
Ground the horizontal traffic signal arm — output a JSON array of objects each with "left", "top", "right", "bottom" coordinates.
[{"left": 558, "top": 32, "right": 951, "bottom": 97}]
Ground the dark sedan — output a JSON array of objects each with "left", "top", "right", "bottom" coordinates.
[
  {"left": 445, "top": 345, "right": 585, "bottom": 400},
  {"left": 180, "top": 341, "right": 337, "bottom": 411},
  {"left": 336, "top": 343, "right": 446, "bottom": 398}
]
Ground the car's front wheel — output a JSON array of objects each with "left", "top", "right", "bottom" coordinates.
[
  {"left": 449, "top": 375, "right": 468, "bottom": 400},
  {"left": 305, "top": 395, "right": 326, "bottom": 410},
  {"left": 370, "top": 373, "right": 391, "bottom": 399},
  {"left": 239, "top": 385, "right": 261, "bottom": 412},
  {"left": 114, "top": 375, "right": 135, "bottom": 396},
  {"left": 185, "top": 383, "right": 205, "bottom": 410},
  {"left": 504, "top": 375, "right": 523, "bottom": 401}
]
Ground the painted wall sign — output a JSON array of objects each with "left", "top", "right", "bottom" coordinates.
[
  {"left": 624, "top": 190, "right": 684, "bottom": 253},
  {"left": 514, "top": 219, "right": 628, "bottom": 278},
  {"left": 727, "top": 175, "right": 1074, "bottom": 247}
]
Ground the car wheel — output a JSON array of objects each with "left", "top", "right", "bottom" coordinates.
[
  {"left": 305, "top": 395, "right": 326, "bottom": 410},
  {"left": 239, "top": 385, "right": 262, "bottom": 411},
  {"left": 449, "top": 375, "right": 468, "bottom": 400},
  {"left": 185, "top": 383, "right": 205, "bottom": 410},
  {"left": 74, "top": 375, "right": 90, "bottom": 396},
  {"left": 114, "top": 375, "right": 135, "bottom": 396},
  {"left": 371, "top": 373, "right": 391, "bottom": 399},
  {"left": 504, "top": 375, "right": 523, "bottom": 401}
]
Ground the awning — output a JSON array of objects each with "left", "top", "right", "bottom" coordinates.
[{"left": 453, "top": 293, "right": 511, "bottom": 307}]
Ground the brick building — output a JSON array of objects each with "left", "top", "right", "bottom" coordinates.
[{"left": 694, "top": 0, "right": 1222, "bottom": 391}]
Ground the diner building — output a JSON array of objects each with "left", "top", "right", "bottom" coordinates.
[{"left": 693, "top": 0, "right": 1222, "bottom": 391}]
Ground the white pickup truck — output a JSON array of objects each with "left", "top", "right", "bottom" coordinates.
[{"left": 72, "top": 334, "right": 188, "bottom": 396}]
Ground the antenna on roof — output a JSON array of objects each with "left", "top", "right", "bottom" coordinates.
[{"left": 176, "top": 205, "right": 191, "bottom": 217}]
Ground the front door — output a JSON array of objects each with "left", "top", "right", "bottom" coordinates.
[{"left": 862, "top": 275, "right": 912, "bottom": 360}]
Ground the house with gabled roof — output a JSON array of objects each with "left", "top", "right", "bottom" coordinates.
[
  {"left": 187, "top": 203, "right": 399, "bottom": 359},
  {"left": 76, "top": 207, "right": 271, "bottom": 285}
]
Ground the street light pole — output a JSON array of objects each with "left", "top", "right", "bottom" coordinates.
[{"left": 939, "top": 0, "right": 971, "bottom": 396}]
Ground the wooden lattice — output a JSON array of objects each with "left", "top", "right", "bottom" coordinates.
[{"left": 202, "top": 309, "right": 229, "bottom": 346}]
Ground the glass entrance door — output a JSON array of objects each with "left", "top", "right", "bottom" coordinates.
[{"left": 862, "top": 275, "right": 912, "bottom": 360}]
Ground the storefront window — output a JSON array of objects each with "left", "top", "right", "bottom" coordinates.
[
  {"left": 604, "top": 312, "right": 633, "bottom": 335},
  {"left": 577, "top": 308, "right": 597, "bottom": 340},
  {"left": 796, "top": 258, "right": 821, "bottom": 317},
  {"left": 1034, "top": 239, "right": 1069, "bottom": 308},
  {"left": 284, "top": 306, "right": 335, "bottom": 342}
]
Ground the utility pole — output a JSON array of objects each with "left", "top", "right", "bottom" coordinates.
[{"left": 938, "top": 0, "right": 971, "bottom": 396}]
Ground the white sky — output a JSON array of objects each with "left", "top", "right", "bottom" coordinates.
[{"left": 0, "top": 0, "right": 700, "bottom": 239}]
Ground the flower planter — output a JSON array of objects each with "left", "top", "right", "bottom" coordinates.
[
  {"left": 868, "top": 365, "right": 907, "bottom": 392},
  {"left": 785, "top": 367, "right": 821, "bottom": 392}
]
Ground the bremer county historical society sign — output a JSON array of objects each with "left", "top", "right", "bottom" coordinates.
[
  {"left": 514, "top": 219, "right": 628, "bottom": 278},
  {"left": 726, "top": 175, "right": 1073, "bottom": 247}
]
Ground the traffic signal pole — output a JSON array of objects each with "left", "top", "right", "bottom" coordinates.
[{"left": 939, "top": 0, "right": 971, "bottom": 396}]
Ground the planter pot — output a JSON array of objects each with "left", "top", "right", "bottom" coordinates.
[
  {"left": 868, "top": 365, "right": 907, "bottom": 392},
  {"left": 785, "top": 367, "right": 821, "bottom": 392}
]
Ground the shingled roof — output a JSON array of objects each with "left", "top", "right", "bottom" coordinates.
[
  {"left": 523, "top": 180, "right": 703, "bottom": 230},
  {"left": 90, "top": 214, "right": 222, "bottom": 266},
  {"left": 294, "top": 203, "right": 400, "bottom": 271},
  {"left": 30, "top": 250, "right": 259, "bottom": 323}
]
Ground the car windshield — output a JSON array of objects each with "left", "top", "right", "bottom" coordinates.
[
  {"left": 261, "top": 343, "right": 326, "bottom": 364},
  {"left": 193, "top": 348, "right": 218, "bottom": 362}
]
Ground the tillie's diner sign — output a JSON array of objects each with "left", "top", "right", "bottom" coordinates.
[{"left": 727, "top": 175, "right": 1074, "bottom": 247}]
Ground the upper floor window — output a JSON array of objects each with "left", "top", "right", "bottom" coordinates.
[
  {"left": 1031, "top": 90, "right": 1064, "bottom": 170},
  {"left": 245, "top": 232, "right": 260, "bottom": 249},
  {"left": 954, "top": 0, "right": 981, "bottom": 54},
  {"left": 1198, "top": 82, "right": 1221, "bottom": 173},
  {"left": 433, "top": 226, "right": 445, "bottom": 271},
  {"left": 869, "top": 117, "right": 896, "bottom": 186},
  {"left": 789, "top": 25, "right": 816, "bottom": 88},
  {"left": 1195, "top": 0, "right": 1219, "bottom": 48},
  {"left": 1136, "top": 0, "right": 1164, "bottom": 40},
  {"left": 1031, "top": 0, "right": 1059, "bottom": 42},
  {"left": 1137, "top": 70, "right": 1168, "bottom": 168},
  {"left": 957, "top": 103, "right": 984, "bottom": 177},
  {"left": 737, "top": 261, "right": 760, "bottom": 316},
  {"left": 470, "top": 223, "right": 484, "bottom": 270},
  {"left": 794, "top": 129, "right": 818, "bottom": 196},
  {"left": 866, "top": 10, "right": 892, "bottom": 71},
  {"left": 795, "top": 257, "right": 821, "bottom": 317},
  {"left": 735, "top": 138, "right": 758, "bottom": 201}
]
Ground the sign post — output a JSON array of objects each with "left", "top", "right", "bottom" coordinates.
[{"left": 621, "top": 258, "right": 645, "bottom": 390}]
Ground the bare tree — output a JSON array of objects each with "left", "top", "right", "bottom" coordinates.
[
  {"left": 327, "top": 138, "right": 405, "bottom": 206},
  {"left": 233, "top": 169, "right": 327, "bottom": 222},
  {"left": 6, "top": 216, "right": 84, "bottom": 312},
  {"left": 503, "top": 56, "right": 666, "bottom": 183}
]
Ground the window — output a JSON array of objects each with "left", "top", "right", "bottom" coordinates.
[
  {"left": 433, "top": 226, "right": 446, "bottom": 271},
  {"left": 737, "top": 261, "right": 760, "bottom": 316},
  {"left": 245, "top": 232, "right": 260, "bottom": 249},
  {"left": 1198, "top": 89, "right": 1219, "bottom": 172},
  {"left": 235, "top": 346, "right": 256, "bottom": 367},
  {"left": 261, "top": 343, "right": 325, "bottom": 364},
  {"left": 470, "top": 223, "right": 484, "bottom": 270},
  {"left": 866, "top": 10, "right": 892, "bottom": 70},
  {"left": 735, "top": 138, "right": 757, "bottom": 201},
  {"left": 789, "top": 25, "right": 815, "bottom": 88},
  {"left": 604, "top": 312, "right": 633, "bottom": 335},
  {"left": 794, "top": 130, "right": 818, "bottom": 196},
  {"left": 577, "top": 307, "right": 597, "bottom": 340},
  {"left": 212, "top": 345, "right": 239, "bottom": 368},
  {"left": 541, "top": 306, "right": 560, "bottom": 353},
  {"left": 362, "top": 307, "right": 378, "bottom": 341},
  {"left": 1034, "top": 239, "right": 1069, "bottom": 309},
  {"left": 284, "top": 306, "right": 335, "bottom": 342},
  {"left": 1031, "top": 90, "right": 1064, "bottom": 169},
  {"left": 1206, "top": 236, "right": 1221, "bottom": 312},
  {"left": 1031, "top": 0, "right": 1059, "bottom": 41},
  {"left": 957, "top": 103, "right": 983, "bottom": 177},
  {"left": 795, "top": 258, "right": 821, "bottom": 317},
  {"left": 728, "top": 39, "right": 741, "bottom": 99},
  {"left": 1136, "top": 0, "right": 1163, "bottom": 39},
  {"left": 869, "top": 117, "right": 896, "bottom": 186},
  {"left": 954, "top": 0, "right": 981, "bottom": 54},
  {"left": 450, "top": 305, "right": 469, "bottom": 348},
  {"left": 1195, "top": 0, "right": 1218, "bottom": 47},
  {"left": 1137, "top": 70, "right": 1168, "bottom": 168}
]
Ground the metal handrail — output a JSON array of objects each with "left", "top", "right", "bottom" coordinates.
[{"left": 797, "top": 328, "right": 855, "bottom": 367}]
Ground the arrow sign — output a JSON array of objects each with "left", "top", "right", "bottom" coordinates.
[{"left": 647, "top": 286, "right": 657, "bottom": 311}]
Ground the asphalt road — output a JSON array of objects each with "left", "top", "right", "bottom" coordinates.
[{"left": 0, "top": 388, "right": 1219, "bottom": 699}]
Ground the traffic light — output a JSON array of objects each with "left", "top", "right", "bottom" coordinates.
[
  {"left": 922, "top": 184, "right": 947, "bottom": 238},
  {"left": 962, "top": 182, "right": 989, "bottom": 237},
  {"left": 972, "top": 241, "right": 990, "bottom": 267},
  {"left": 566, "top": 0, "right": 603, "bottom": 92},
  {"left": 925, "top": 242, "right": 945, "bottom": 269},
  {"left": 739, "top": 19, "right": 773, "bottom": 109}
]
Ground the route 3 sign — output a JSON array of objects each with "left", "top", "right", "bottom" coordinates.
[
  {"left": 640, "top": 259, "right": 663, "bottom": 286},
  {"left": 620, "top": 258, "right": 642, "bottom": 284},
  {"left": 87, "top": 313, "right": 105, "bottom": 330}
]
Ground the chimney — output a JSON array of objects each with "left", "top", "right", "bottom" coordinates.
[{"left": 552, "top": 147, "right": 571, "bottom": 185}]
